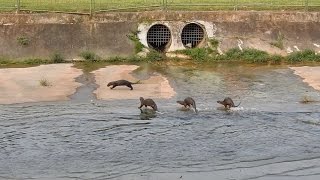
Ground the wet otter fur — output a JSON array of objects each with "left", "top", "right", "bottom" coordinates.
[
  {"left": 177, "top": 97, "right": 198, "bottom": 113},
  {"left": 107, "top": 80, "right": 140, "bottom": 90},
  {"left": 139, "top": 97, "right": 158, "bottom": 111},
  {"left": 217, "top": 97, "right": 241, "bottom": 109}
]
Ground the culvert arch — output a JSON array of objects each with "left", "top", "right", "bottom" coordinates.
[
  {"left": 181, "top": 23, "right": 205, "bottom": 48},
  {"left": 146, "top": 24, "right": 171, "bottom": 52}
]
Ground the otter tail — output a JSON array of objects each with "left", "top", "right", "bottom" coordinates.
[
  {"left": 234, "top": 101, "right": 241, "bottom": 107},
  {"left": 233, "top": 95, "right": 241, "bottom": 107},
  {"left": 131, "top": 80, "right": 141, "bottom": 84},
  {"left": 153, "top": 104, "right": 158, "bottom": 111},
  {"left": 192, "top": 99, "right": 198, "bottom": 113}
]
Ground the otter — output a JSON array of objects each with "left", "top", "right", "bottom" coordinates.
[
  {"left": 177, "top": 97, "right": 198, "bottom": 113},
  {"left": 139, "top": 97, "right": 158, "bottom": 111},
  {"left": 107, "top": 80, "right": 140, "bottom": 90},
  {"left": 217, "top": 97, "right": 241, "bottom": 109}
]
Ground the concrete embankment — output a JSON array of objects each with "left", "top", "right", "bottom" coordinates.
[{"left": 0, "top": 11, "right": 319, "bottom": 59}]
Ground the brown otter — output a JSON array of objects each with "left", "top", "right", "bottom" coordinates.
[
  {"left": 139, "top": 97, "right": 158, "bottom": 111},
  {"left": 107, "top": 80, "right": 140, "bottom": 90},
  {"left": 217, "top": 97, "right": 241, "bottom": 109},
  {"left": 177, "top": 97, "right": 198, "bottom": 113}
]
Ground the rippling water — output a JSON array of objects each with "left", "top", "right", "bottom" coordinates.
[{"left": 1, "top": 63, "right": 320, "bottom": 180}]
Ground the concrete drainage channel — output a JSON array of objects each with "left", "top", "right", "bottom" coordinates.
[{"left": 138, "top": 21, "right": 216, "bottom": 52}]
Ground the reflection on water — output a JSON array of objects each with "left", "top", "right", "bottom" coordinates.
[{"left": 1, "top": 63, "right": 320, "bottom": 180}]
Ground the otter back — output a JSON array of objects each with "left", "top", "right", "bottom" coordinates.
[
  {"left": 177, "top": 97, "right": 198, "bottom": 113},
  {"left": 107, "top": 79, "right": 137, "bottom": 90}
]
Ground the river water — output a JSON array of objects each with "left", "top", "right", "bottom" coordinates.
[{"left": 1, "top": 63, "right": 320, "bottom": 180}]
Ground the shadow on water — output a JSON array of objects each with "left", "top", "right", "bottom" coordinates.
[{"left": 1, "top": 62, "right": 320, "bottom": 179}]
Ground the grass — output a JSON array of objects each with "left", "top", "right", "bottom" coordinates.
[
  {"left": 1, "top": 48, "right": 320, "bottom": 69},
  {"left": 270, "top": 32, "right": 284, "bottom": 50},
  {"left": 1, "top": 0, "right": 320, "bottom": 12},
  {"left": 50, "top": 52, "right": 65, "bottom": 63},
  {"left": 80, "top": 51, "right": 100, "bottom": 62},
  {"left": 39, "top": 78, "right": 51, "bottom": 87},
  {"left": 300, "top": 95, "right": 318, "bottom": 104},
  {"left": 127, "top": 31, "right": 144, "bottom": 54}
]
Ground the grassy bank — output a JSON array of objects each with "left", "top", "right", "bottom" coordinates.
[
  {"left": 1, "top": 0, "right": 320, "bottom": 12},
  {"left": 1, "top": 48, "right": 320, "bottom": 69}
]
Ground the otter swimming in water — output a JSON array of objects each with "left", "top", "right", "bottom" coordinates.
[
  {"left": 107, "top": 80, "right": 140, "bottom": 90},
  {"left": 139, "top": 97, "right": 158, "bottom": 111},
  {"left": 177, "top": 97, "right": 198, "bottom": 113},
  {"left": 217, "top": 97, "right": 241, "bottom": 109}
]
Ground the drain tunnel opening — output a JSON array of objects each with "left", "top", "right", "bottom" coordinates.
[
  {"left": 181, "top": 23, "right": 205, "bottom": 48},
  {"left": 147, "top": 24, "right": 171, "bottom": 52}
]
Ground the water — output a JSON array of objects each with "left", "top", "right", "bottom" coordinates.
[{"left": 1, "top": 63, "right": 320, "bottom": 180}]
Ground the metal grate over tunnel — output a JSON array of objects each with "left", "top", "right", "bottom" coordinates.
[
  {"left": 181, "top": 23, "right": 205, "bottom": 48},
  {"left": 147, "top": 24, "right": 171, "bottom": 51}
]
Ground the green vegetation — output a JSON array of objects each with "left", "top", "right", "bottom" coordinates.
[
  {"left": 50, "top": 52, "right": 65, "bottom": 63},
  {"left": 1, "top": 47, "right": 320, "bottom": 68},
  {"left": 287, "top": 49, "right": 320, "bottom": 62},
  {"left": 270, "top": 32, "right": 284, "bottom": 50},
  {"left": 175, "top": 46, "right": 320, "bottom": 64},
  {"left": 80, "top": 51, "right": 100, "bottom": 62},
  {"left": 39, "top": 78, "right": 51, "bottom": 87},
  {"left": 17, "top": 36, "right": 30, "bottom": 46},
  {"left": 127, "top": 31, "right": 144, "bottom": 53},
  {"left": 146, "top": 50, "right": 165, "bottom": 61},
  {"left": 1, "top": 0, "right": 319, "bottom": 12},
  {"left": 300, "top": 95, "right": 318, "bottom": 104}
]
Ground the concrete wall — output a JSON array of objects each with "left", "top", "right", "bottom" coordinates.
[{"left": 0, "top": 11, "right": 319, "bottom": 59}]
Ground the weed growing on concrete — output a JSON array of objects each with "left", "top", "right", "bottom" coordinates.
[
  {"left": 209, "top": 38, "right": 219, "bottom": 49},
  {"left": 17, "top": 36, "right": 30, "bottom": 46},
  {"left": 22, "top": 58, "right": 50, "bottom": 65},
  {"left": 80, "top": 51, "right": 100, "bottom": 62},
  {"left": 127, "top": 31, "right": 144, "bottom": 53},
  {"left": 177, "top": 48, "right": 211, "bottom": 61},
  {"left": 51, "top": 52, "right": 64, "bottom": 63},
  {"left": 146, "top": 50, "right": 165, "bottom": 61},
  {"left": 300, "top": 95, "right": 318, "bottom": 104},
  {"left": 286, "top": 49, "right": 320, "bottom": 62},
  {"left": 39, "top": 78, "right": 51, "bottom": 87},
  {"left": 270, "top": 32, "right": 284, "bottom": 50}
]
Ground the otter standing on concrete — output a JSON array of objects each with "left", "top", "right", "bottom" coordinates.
[
  {"left": 217, "top": 97, "right": 241, "bottom": 109},
  {"left": 107, "top": 80, "right": 140, "bottom": 90},
  {"left": 139, "top": 97, "right": 158, "bottom": 111},
  {"left": 177, "top": 97, "right": 198, "bottom": 113}
]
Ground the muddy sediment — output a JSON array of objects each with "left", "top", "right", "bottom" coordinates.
[
  {"left": 92, "top": 65, "right": 176, "bottom": 100},
  {"left": 290, "top": 66, "right": 320, "bottom": 91},
  {"left": 0, "top": 64, "right": 82, "bottom": 104}
]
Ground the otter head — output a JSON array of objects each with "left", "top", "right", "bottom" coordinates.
[
  {"left": 177, "top": 100, "right": 185, "bottom": 106},
  {"left": 140, "top": 97, "right": 144, "bottom": 102},
  {"left": 217, "top": 100, "right": 223, "bottom": 104},
  {"left": 107, "top": 82, "right": 112, "bottom": 87}
]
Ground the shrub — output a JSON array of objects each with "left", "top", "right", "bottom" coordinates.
[
  {"left": 270, "top": 32, "right": 284, "bottom": 50},
  {"left": 80, "top": 51, "right": 100, "bottom": 62},
  {"left": 17, "top": 36, "right": 30, "bottom": 46},
  {"left": 177, "top": 48, "right": 211, "bottom": 61},
  {"left": 287, "top": 49, "right": 320, "bottom": 62},
  {"left": 51, "top": 52, "right": 64, "bottom": 63},
  {"left": 127, "top": 31, "right": 144, "bottom": 53},
  {"left": 39, "top": 79, "right": 51, "bottom": 87},
  {"left": 146, "top": 50, "right": 164, "bottom": 61}
]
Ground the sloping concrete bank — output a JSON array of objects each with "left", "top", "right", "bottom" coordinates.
[{"left": 0, "top": 11, "right": 319, "bottom": 59}]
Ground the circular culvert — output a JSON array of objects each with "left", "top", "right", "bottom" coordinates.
[
  {"left": 147, "top": 24, "right": 171, "bottom": 52},
  {"left": 181, "top": 23, "right": 205, "bottom": 48}
]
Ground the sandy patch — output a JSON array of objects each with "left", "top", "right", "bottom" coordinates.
[
  {"left": 0, "top": 64, "right": 82, "bottom": 104},
  {"left": 290, "top": 66, "right": 320, "bottom": 91},
  {"left": 93, "top": 65, "right": 175, "bottom": 100}
]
